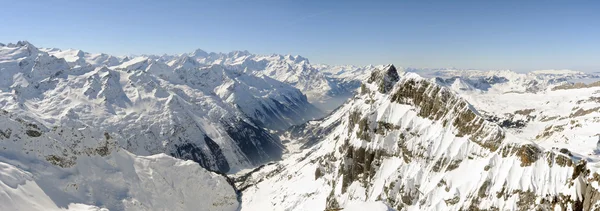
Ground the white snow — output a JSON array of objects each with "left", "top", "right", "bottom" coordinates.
[
  {"left": 4, "top": 41, "right": 600, "bottom": 211},
  {"left": 0, "top": 150, "right": 238, "bottom": 211},
  {"left": 239, "top": 67, "right": 600, "bottom": 211}
]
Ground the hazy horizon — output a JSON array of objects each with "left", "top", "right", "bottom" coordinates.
[{"left": 3, "top": 39, "right": 599, "bottom": 74}]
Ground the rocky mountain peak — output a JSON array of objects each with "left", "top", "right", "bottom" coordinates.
[
  {"left": 15, "top": 40, "right": 34, "bottom": 47},
  {"left": 191, "top": 48, "right": 209, "bottom": 58},
  {"left": 367, "top": 64, "right": 400, "bottom": 93}
]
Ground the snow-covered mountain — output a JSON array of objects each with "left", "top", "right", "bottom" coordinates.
[
  {"left": 0, "top": 41, "right": 376, "bottom": 211},
  {"left": 429, "top": 70, "right": 600, "bottom": 163},
  {"left": 0, "top": 41, "right": 326, "bottom": 174},
  {"left": 113, "top": 55, "right": 323, "bottom": 131},
  {"left": 41, "top": 48, "right": 122, "bottom": 68},
  {"left": 43, "top": 46, "right": 368, "bottom": 113},
  {"left": 170, "top": 49, "right": 368, "bottom": 110},
  {"left": 4, "top": 41, "right": 600, "bottom": 211},
  {"left": 238, "top": 65, "right": 600, "bottom": 210},
  {"left": 408, "top": 68, "right": 598, "bottom": 93}
]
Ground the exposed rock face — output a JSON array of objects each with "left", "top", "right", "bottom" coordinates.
[
  {"left": 240, "top": 66, "right": 600, "bottom": 211},
  {"left": 222, "top": 119, "right": 283, "bottom": 166},
  {"left": 171, "top": 136, "right": 231, "bottom": 173},
  {"left": 368, "top": 64, "right": 400, "bottom": 94},
  {"left": 0, "top": 109, "right": 119, "bottom": 169},
  {"left": 5, "top": 42, "right": 600, "bottom": 210},
  {"left": 552, "top": 81, "right": 600, "bottom": 91},
  {"left": 389, "top": 76, "right": 505, "bottom": 151}
]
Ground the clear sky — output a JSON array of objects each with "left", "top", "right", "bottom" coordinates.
[{"left": 1, "top": 0, "right": 598, "bottom": 71}]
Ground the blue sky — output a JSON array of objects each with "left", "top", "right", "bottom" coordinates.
[{"left": 1, "top": 0, "right": 598, "bottom": 71}]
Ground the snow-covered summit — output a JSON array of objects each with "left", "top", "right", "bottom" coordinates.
[
  {"left": 191, "top": 48, "right": 209, "bottom": 58},
  {"left": 240, "top": 65, "right": 600, "bottom": 210},
  {"left": 42, "top": 48, "right": 121, "bottom": 68},
  {"left": 16, "top": 43, "right": 374, "bottom": 111},
  {"left": 0, "top": 42, "right": 322, "bottom": 174},
  {"left": 3, "top": 40, "right": 600, "bottom": 210}
]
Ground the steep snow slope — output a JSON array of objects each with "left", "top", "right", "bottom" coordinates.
[
  {"left": 0, "top": 152, "right": 238, "bottom": 211},
  {"left": 0, "top": 108, "right": 238, "bottom": 211},
  {"left": 239, "top": 65, "right": 600, "bottom": 211}
]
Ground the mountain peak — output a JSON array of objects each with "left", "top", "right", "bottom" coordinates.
[
  {"left": 285, "top": 55, "right": 309, "bottom": 64},
  {"left": 385, "top": 64, "right": 398, "bottom": 75},
  {"left": 75, "top": 50, "right": 86, "bottom": 57},
  {"left": 6, "top": 41, "right": 40, "bottom": 56},
  {"left": 227, "top": 50, "right": 251, "bottom": 58},
  {"left": 171, "top": 55, "right": 200, "bottom": 69},
  {"left": 366, "top": 64, "right": 400, "bottom": 93},
  {"left": 15, "top": 40, "right": 34, "bottom": 47},
  {"left": 191, "top": 49, "right": 209, "bottom": 58}
]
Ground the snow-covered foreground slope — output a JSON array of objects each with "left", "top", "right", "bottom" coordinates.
[
  {"left": 239, "top": 65, "right": 600, "bottom": 210},
  {"left": 0, "top": 107, "right": 238, "bottom": 211},
  {"left": 0, "top": 152, "right": 238, "bottom": 211}
]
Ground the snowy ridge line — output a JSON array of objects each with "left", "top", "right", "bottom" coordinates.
[
  {"left": 0, "top": 41, "right": 330, "bottom": 173},
  {"left": 239, "top": 65, "right": 600, "bottom": 211},
  {"left": 33, "top": 40, "right": 371, "bottom": 105},
  {"left": 3, "top": 40, "right": 600, "bottom": 210}
]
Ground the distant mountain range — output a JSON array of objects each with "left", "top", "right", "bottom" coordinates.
[{"left": 2, "top": 41, "right": 600, "bottom": 211}]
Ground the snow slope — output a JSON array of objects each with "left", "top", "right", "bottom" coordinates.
[
  {"left": 239, "top": 65, "right": 600, "bottom": 211},
  {"left": 6, "top": 41, "right": 600, "bottom": 211},
  {"left": 0, "top": 152, "right": 238, "bottom": 211},
  {"left": 0, "top": 106, "right": 238, "bottom": 211}
]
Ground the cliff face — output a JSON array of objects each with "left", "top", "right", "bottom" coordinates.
[{"left": 239, "top": 65, "right": 600, "bottom": 211}]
